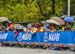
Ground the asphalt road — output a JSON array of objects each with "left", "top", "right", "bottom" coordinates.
[{"left": 0, "top": 47, "right": 74, "bottom": 54}]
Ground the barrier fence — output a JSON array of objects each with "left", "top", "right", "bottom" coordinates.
[{"left": 0, "top": 31, "right": 75, "bottom": 46}]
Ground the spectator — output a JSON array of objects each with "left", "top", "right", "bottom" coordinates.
[
  {"left": 64, "top": 22, "right": 72, "bottom": 31},
  {"left": 26, "top": 28, "right": 32, "bottom": 32},
  {"left": 8, "top": 21, "right": 14, "bottom": 31},
  {"left": 61, "top": 26, "right": 65, "bottom": 31},
  {"left": 1, "top": 25, "right": 5, "bottom": 31},
  {"left": 39, "top": 24, "right": 44, "bottom": 32},
  {"left": 27, "top": 23, "right": 32, "bottom": 29},
  {"left": 72, "top": 21, "right": 75, "bottom": 30},
  {"left": 35, "top": 22, "right": 40, "bottom": 28},
  {"left": 31, "top": 23, "right": 38, "bottom": 33},
  {"left": 43, "top": 22, "right": 49, "bottom": 31},
  {"left": 23, "top": 27, "right": 26, "bottom": 32},
  {"left": 49, "top": 24, "right": 56, "bottom": 32}
]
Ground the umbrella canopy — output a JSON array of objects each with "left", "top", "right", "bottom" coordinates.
[
  {"left": 64, "top": 16, "right": 74, "bottom": 22},
  {"left": 41, "top": 21, "right": 46, "bottom": 24},
  {"left": 46, "top": 20, "right": 60, "bottom": 25},
  {"left": 0, "top": 17, "right": 9, "bottom": 22},
  {"left": 50, "top": 17, "right": 65, "bottom": 25},
  {"left": 14, "top": 24, "right": 24, "bottom": 29}
]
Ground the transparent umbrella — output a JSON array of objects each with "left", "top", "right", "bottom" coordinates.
[
  {"left": 0, "top": 17, "right": 9, "bottom": 22},
  {"left": 46, "top": 20, "right": 60, "bottom": 25},
  {"left": 14, "top": 24, "right": 24, "bottom": 29},
  {"left": 50, "top": 17, "right": 65, "bottom": 25}
]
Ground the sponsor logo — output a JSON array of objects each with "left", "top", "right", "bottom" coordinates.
[
  {"left": 17, "top": 33, "right": 32, "bottom": 41},
  {"left": 0, "top": 33, "right": 8, "bottom": 39},
  {"left": 49, "top": 33, "right": 60, "bottom": 41}
]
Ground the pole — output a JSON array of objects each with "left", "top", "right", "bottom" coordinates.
[{"left": 68, "top": 0, "right": 70, "bottom": 16}]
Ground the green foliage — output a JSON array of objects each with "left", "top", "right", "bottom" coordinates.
[{"left": 0, "top": 0, "right": 75, "bottom": 22}]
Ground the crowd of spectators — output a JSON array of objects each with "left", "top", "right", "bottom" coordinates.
[
  {"left": 1, "top": 21, "right": 75, "bottom": 33},
  {"left": 0, "top": 16, "right": 75, "bottom": 34}
]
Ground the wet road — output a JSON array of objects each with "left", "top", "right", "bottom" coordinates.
[{"left": 0, "top": 47, "right": 74, "bottom": 54}]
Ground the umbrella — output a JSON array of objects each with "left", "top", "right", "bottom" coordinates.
[
  {"left": 41, "top": 21, "right": 46, "bottom": 23},
  {"left": 0, "top": 17, "right": 9, "bottom": 22},
  {"left": 14, "top": 24, "right": 24, "bottom": 29},
  {"left": 64, "top": 16, "right": 74, "bottom": 22},
  {"left": 50, "top": 17, "right": 65, "bottom": 25},
  {"left": 46, "top": 20, "right": 60, "bottom": 25},
  {"left": 61, "top": 15, "right": 67, "bottom": 19}
]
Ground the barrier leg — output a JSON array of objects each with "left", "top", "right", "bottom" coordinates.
[
  {"left": 9, "top": 42, "right": 13, "bottom": 46},
  {"left": 69, "top": 45, "right": 75, "bottom": 51},
  {"left": 43, "top": 44, "right": 48, "bottom": 49}
]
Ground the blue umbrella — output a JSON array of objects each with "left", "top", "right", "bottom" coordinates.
[{"left": 64, "top": 16, "right": 74, "bottom": 22}]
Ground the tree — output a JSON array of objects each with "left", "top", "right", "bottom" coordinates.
[
  {"left": 0, "top": 0, "right": 75, "bottom": 22},
  {"left": 71, "top": 0, "right": 75, "bottom": 15},
  {"left": 51, "top": 0, "right": 55, "bottom": 15}
]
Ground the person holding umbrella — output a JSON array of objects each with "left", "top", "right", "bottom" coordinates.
[{"left": 8, "top": 21, "right": 14, "bottom": 31}]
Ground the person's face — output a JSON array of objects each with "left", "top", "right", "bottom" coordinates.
[{"left": 50, "top": 26, "right": 55, "bottom": 30}]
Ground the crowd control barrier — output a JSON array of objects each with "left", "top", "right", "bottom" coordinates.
[{"left": 0, "top": 31, "right": 75, "bottom": 47}]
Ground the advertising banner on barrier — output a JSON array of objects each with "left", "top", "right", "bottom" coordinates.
[
  {"left": 16, "top": 32, "right": 32, "bottom": 42},
  {"left": 43, "top": 31, "right": 49, "bottom": 43},
  {"left": 6, "top": 31, "right": 16, "bottom": 42},
  {"left": 48, "top": 31, "right": 60, "bottom": 44},
  {"left": 32, "top": 32, "right": 45, "bottom": 43},
  {"left": 0, "top": 31, "right": 16, "bottom": 42},
  {"left": 59, "top": 31, "right": 69, "bottom": 44},
  {"left": 66, "top": 31, "right": 74, "bottom": 45},
  {"left": 30, "top": 31, "right": 75, "bottom": 45},
  {"left": 73, "top": 31, "right": 75, "bottom": 44},
  {"left": 0, "top": 32, "right": 8, "bottom": 41},
  {"left": 0, "top": 31, "right": 75, "bottom": 45}
]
